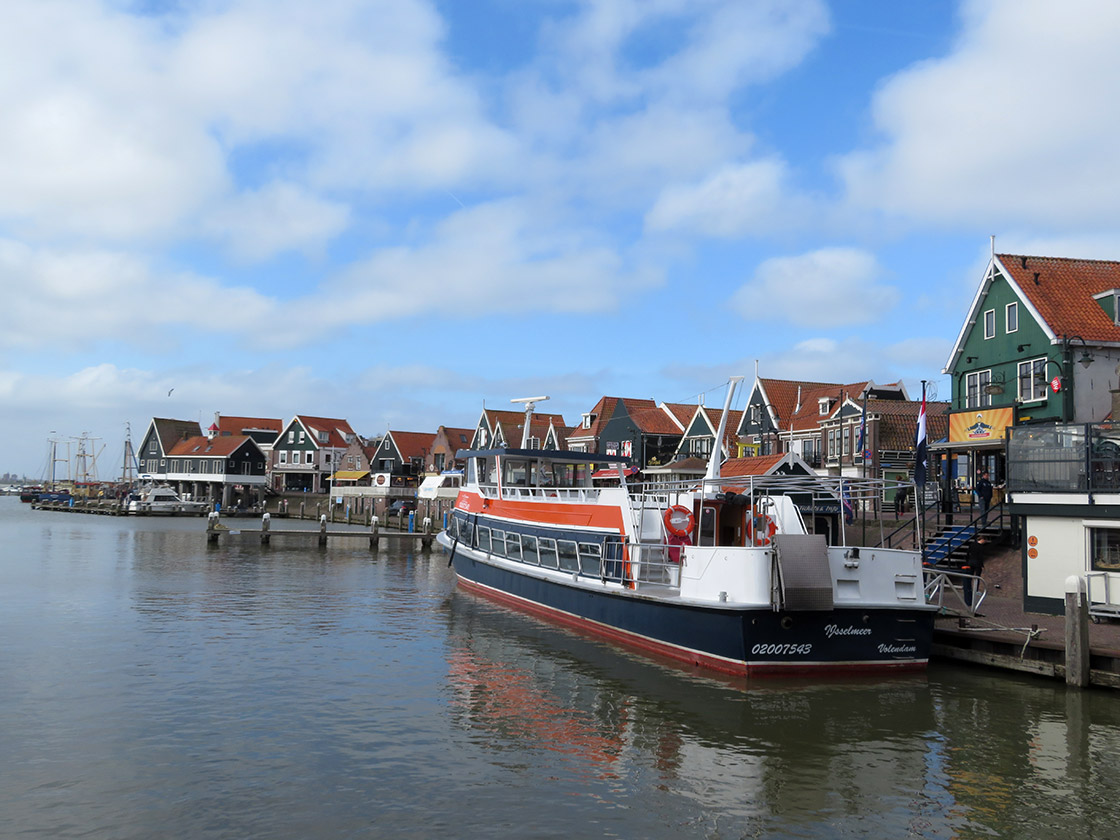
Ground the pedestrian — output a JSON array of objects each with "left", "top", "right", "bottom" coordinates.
[{"left": 975, "top": 471, "right": 993, "bottom": 530}]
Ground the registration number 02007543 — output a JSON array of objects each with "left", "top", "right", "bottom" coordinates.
[{"left": 750, "top": 643, "right": 812, "bottom": 656}]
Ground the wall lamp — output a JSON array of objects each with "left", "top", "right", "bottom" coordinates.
[
  {"left": 1064, "top": 334, "right": 1095, "bottom": 369},
  {"left": 1017, "top": 343, "right": 1031, "bottom": 352},
  {"left": 964, "top": 356, "right": 976, "bottom": 364}
]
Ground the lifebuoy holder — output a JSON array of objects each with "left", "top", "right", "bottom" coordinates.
[
  {"left": 663, "top": 504, "right": 695, "bottom": 538},
  {"left": 746, "top": 508, "right": 777, "bottom": 545}
]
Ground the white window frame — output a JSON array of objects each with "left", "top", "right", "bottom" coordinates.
[
  {"left": 965, "top": 370, "right": 993, "bottom": 409},
  {"left": 1018, "top": 357, "right": 1048, "bottom": 403},
  {"left": 1006, "top": 302, "right": 1018, "bottom": 333},
  {"left": 984, "top": 309, "right": 996, "bottom": 339},
  {"left": 292, "top": 450, "right": 301, "bottom": 465},
  {"left": 278, "top": 451, "right": 287, "bottom": 464}
]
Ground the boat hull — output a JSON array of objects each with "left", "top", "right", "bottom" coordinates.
[{"left": 448, "top": 543, "right": 934, "bottom": 676}]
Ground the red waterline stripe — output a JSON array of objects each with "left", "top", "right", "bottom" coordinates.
[{"left": 455, "top": 575, "right": 926, "bottom": 678}]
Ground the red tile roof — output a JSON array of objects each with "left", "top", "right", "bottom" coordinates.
[
  {"left": 388, "top": 431, "right": 437, "bottom": 460},
  {"left": 998, "top": 253, "right": 1120, "bottom": 343},
  {"left": 720, "top": 453, "right": 788, "bottom": 476},
  {"left": 294, "top": 415, "right": 355, "bottom": 449},
  {"left": 168, "top": 435, "right": 253, "bottom": 457},
  {"left": 218, "top": 415, "right": 283, "bottom": 434}
]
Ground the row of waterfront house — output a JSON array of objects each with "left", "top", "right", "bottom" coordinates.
[{"left": 135, "top": 246, "right": 1120, "bottom": 614}]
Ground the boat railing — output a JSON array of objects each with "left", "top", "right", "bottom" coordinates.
[
  {"left": 625, "top": 542, "right": 683, "bottom": 590},
  {"left": 923, "top": 567, "right": 987, "bottom": 616},
  {"left": 487, "top": 484, "right": 603, "bottom": 503}
]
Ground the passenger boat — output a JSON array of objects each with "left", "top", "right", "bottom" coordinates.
[
  {"left": 126, "top": 484, "right": 211, "bottom": 516},
  {"left": 437, "top": 386, "right": 937, "bottom": 676}
]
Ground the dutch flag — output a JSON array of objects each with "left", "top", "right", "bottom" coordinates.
[{"left": 915, "top": 394, "right": 928, "bottom": 487}]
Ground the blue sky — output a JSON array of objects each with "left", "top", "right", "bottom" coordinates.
[{"left": 4, "top": 0, "right": 1120, "bottom": 479}]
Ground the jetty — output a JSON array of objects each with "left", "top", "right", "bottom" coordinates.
[
  {"left": 205, "top": 512, "right": 436, "bottom": 550},
  {"left": 930, "top": 546, "right": 1120, "bottom": 690}
]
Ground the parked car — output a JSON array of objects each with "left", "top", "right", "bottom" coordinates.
[{"left": 387, "top": 499, "right": 417, "bottom": 516}]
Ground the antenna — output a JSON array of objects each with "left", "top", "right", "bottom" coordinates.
[{"left": 511, "top": 396, "right": 550, "bottom": 448}]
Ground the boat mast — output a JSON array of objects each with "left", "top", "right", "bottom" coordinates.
[
  {"left": 510, "top": 395, "right": 549, "bottom": 448},
  {"left": 703, "top": 376, "right": 744, "bottom": 486},
  {"left": 120, "top": 423, "right": 138, "bottom": 485}
]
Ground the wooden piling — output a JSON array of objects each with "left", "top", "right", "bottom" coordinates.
[
  {"left": 1066, "top": 575, "right": 1090, "bottom": 688},
  {"left": 319, "top": 514, "right": 328, "bottom": 547},
  {"left": 206, "top": 511, "right": 220, "bottom": 544},
  {"left": 261, "top": 512, "right": 271, "bottom": 545},
  {"left": 370, "top": 516, "right": 379, "bottom": 550}
]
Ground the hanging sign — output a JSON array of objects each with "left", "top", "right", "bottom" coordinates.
[{"left": 1050, "top": 376, "right": 1062, "bottom": 393}]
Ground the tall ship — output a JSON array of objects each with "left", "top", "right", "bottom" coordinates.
[{"left": 437, "top": 384, "right": 938, "bottom": 676}]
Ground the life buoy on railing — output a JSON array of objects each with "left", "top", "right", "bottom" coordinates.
[
  {"left": 746, "top": 508, "right": 777, "bottom": 545},
  {"left": 663, "top": 504, "right": 695, "bottom": 538}
]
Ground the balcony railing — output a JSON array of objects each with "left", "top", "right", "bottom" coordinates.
[{"left": 1007, "top": 422, "right": 1120, "bottom": 493}]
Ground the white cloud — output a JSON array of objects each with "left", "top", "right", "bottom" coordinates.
[
  {"left": 205, "top": 181, "right": 351, "bottom": 261},
  {"left": 645, "top": 158, "right": 805, "bottom": 236},
  {"left": 0, "top": 240, "right": 275, "bottom": 351},
  {"left": 254, "top": 199, "right": 662, "bottom": 345},
  {"left": 731, "top": 248, "right": 899, "bottom": 327},
  {"left": 839, "top": 0, "right": 1120, "bottom": 229}
]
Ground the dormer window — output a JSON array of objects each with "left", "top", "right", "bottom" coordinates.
[
  {"left": 581, "top": 413, "right": 593, "bottom": 429},
  {"left": 318, "top": 430, "right": 328, "bottom": 444},
  {"left": 818, "top": 398, "right": 830, "bottom": 416}
]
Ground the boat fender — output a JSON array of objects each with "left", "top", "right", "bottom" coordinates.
[
  {"left": 663, "top": 505, "right": 695, "bottom": 538},
  {"left": 746, "top": 509, "right": 777, "bottom": 545}
]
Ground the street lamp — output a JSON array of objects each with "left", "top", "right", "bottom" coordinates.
[{"left": 1061, "top": 335, "right": 1096, "bottom": 422}]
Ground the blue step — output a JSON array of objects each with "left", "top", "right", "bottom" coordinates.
[{"left": 923, "top": 525, "right": 977, "bottom": 564}]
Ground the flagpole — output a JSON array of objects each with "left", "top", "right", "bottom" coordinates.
[{"left": 916, "top": 380, "right": 927, "bottom": 551}]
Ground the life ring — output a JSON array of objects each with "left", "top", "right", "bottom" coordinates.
[
  {"left": 664, "top": 504, "right": 695, "bottom": 538},
  {"left": 746, "top": 508, "right": 777, "bottom": 545}
]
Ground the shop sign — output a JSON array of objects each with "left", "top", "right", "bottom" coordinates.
[{"left": 949, "top": 407, "right": 1015, "bottom": 443}]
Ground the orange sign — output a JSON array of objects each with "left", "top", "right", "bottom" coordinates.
[
  {"left": 1027, "top": 535, "right": 1038, "bottom": 546},
  {"left": 1028, "top": 548, "right": 1039, "bottom": 559},
  {"left": 949, "top": 407, "right": 1015, "bottom": 443}
]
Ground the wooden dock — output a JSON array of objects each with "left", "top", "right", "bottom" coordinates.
[{"left": 205, "top": 512, "right": 436, "bottom": 550}]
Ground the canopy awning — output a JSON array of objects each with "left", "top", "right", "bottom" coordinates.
[
  {"left": 591, "top": 466, "right": 640, "bottom": 479},
  {"left": 330, "top": 470, "right": 371, "bottom": 481}
]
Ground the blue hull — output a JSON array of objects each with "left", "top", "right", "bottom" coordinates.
[{"left": 449, "top": 545, "right": 934, "bottom": 676}]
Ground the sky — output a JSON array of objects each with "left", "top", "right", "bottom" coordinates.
[{"left": 5, "top": 0, "right": 1120, "bottom": 479}]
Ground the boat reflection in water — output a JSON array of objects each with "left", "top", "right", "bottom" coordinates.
[{"left": 445, "top": 591, "right": 940, "bottom": 829}]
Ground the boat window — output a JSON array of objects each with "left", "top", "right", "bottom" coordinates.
[
  {"left": 503, "top": 459, "right": 529, "bottom": 486},
  {"left": 538, "top": 537, "right": 558, "bottom": 568},
  {"left": 699, "top": 506, "right": 717, "bottom": 545},
  {"left": 505, "top": 532, "right": 523, "bottom": 561},
  {"left": 490, "top": 530, "right": 506, "bottom": 557},
  {"left": 557, "top": 540, "right": 579, "bottom": 572},
  {"left": 459, "top": 519, "right": 474, "bottom": 546},
  {"left": 467, "top": 458, "right": 478, "bottom": 485},
  {"left": 521, "top": 534, "right": 539, "bottom": 565},
  {"left": 551, "top": 463, "right": 573, "bottom": 487},
  {"left": 476, "top": 527, "right": 491, "bottom": 554},
  {"left": 578, "top": 543, "right": 602, "bottom": 576}
]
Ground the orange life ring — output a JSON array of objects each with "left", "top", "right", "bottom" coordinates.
[
  {"left": 746, "top": 508, "right": 777, "bottom": 545},
  {"left": 664, "top": 505, "right": 695, "bottom": 538}
]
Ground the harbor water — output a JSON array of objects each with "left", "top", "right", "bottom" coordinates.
[{"left": 3, "top": 496, "right": 1120, "bottom": 839}]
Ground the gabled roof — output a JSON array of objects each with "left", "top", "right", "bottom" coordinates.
[
  {"left": 659, "top": 402, "right": 695, "bottom": 430},
  {"left": 292, "top": 415, "right": 355, "bottom": 449},
  {"left": 217, "top": 415, "right": 283, "bottom": 434},
  {"left": 167, "top": 435, "right": 256, "bottom": 457},
  {"left": 1000, "top": 254, "right": 1120, "bottom": 344},
  {"left": 720, "top": 453, "right": 789, "bottom": 477},
  {"left": 754, "top": 378, "right": 875, "bottom": 435},
  {"left": 945, "top": 252, "right": 1120, "bottom": 371},
  {"left": 152, "top": 418, "right": 203, "bottom": 449},
  {"left": 387, "top": 431, "right": 437, "bottom": 461}
]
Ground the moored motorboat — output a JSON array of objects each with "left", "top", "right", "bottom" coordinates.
[
  {"left": 437, "top": 386, "right": 938, "bottom": 677},
  {"left": 126, "top": 484, "right": 211, "bottom": 516}
]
